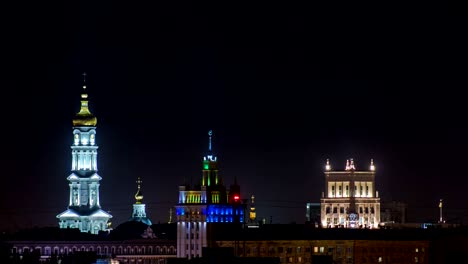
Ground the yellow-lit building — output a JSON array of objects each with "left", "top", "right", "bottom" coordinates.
[{"left": 321, "top": 159, "right": 380, "bottom": 228}]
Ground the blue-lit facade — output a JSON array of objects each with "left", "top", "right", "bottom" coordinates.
[
  {"left": 176, "top": 205, "right": 243, "bottom": 223},
  {"left": 175, "top": 131, "right": 244, "bottom": 259}
]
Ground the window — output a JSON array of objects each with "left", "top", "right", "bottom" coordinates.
[
  {"left": 333, "top": 207, "right": 337, "bottom": 214},
  {"left": 346, "top": 185, "right": 349, "bottom": 196},
  {"left": 339, "top": 186, "right": 342, "bottom": 196},
  {"left": 296, "top": 247, "right": 301, "bottom": 253},
  {"left": 278, "top": 247, "right": 283, "bottom": 253},
  {"left": 287, "top": 247, "right": 292, "bottom": 254},
  {"left": 340, "top": 207, "right": 344, "bottom": 214},
  {"left": 298, "top": 257, "right": 302, "bottom": 262},
  {"left": 326, "top": 207, "right": 331, "bottom": 214},
  {"left": 314, "top": 247, "right": 318, "bottom": 253},
  {"left": 332, "top": 186, "right": 335, "bottom": 196},
  {"left": 320, "top": 247, "right": 325, "bottom": 253}
]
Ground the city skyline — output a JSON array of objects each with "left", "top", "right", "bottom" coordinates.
[{"left": 2, "top": 2, "right": 466, "bottom": 232}]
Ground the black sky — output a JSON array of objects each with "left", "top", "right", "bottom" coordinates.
[{"left": 1, "top": 2, "right": 467, "bottom": 231}]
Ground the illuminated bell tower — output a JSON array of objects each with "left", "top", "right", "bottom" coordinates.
[{"left": 57, "top": 74, "right": 112, "bottom": 234}]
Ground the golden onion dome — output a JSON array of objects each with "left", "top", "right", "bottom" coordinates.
[
  {"left": 72, "top": 88, "right": 97, "bottom": 127},
  {"left": 135, "top": 188, "right": 144, "bottom": 204},
  {"left": 135, "top": 177, "right": 144, "bottom": 204}
]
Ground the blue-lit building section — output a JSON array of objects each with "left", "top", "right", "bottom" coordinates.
[{"left": 206, "top": 205, "right": 243, "bottom": 223}]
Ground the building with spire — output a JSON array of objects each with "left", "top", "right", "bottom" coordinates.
[
  {"left": 128, "top": 177, "right": 152, "bottom": 226},
  {"left": 128, "top": 177, "right": 153, "bottom": 226},
  {"left": 320, "top": 158, "right": 380, "bottom": 228},
  {"left": 56, "top": 75, "right": 112, "bottom": 234},
  {"left": 175, "top": 130, "right": 244, "bottom": 259}
]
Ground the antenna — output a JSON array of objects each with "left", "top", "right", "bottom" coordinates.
[
  {"left": 439, "top": 199, "right": 444, "bottom": 223},
  {"left": 208, "top": 130, "right": 212, "bottom": 152}
]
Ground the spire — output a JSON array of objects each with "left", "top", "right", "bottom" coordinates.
[
  {"left": 325, "top": 159, "right": 331, "bottom": 171},
  {"left": 370, "top": 159, "right": 375, "bottom": 171},
  {"left": 73, "top": 72, "right": 97, "bottom": 127},
  {"left": 203, "top": 130, "right": 217, "bottom": 162},
  {"left": 208, "top": 130, "right": 212, "bottom": 152},
  {"left": 135, "top": 177, "right": 143, "bottom": 204},
  {"left": 249, "top": 194, "right": 256, "bottom": 222}
]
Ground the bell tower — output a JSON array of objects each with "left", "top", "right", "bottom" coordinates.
[{"left": 57, "top": 74, "right": 112, "bottom": 234}]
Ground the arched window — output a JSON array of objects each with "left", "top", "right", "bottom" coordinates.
[
  {"left": 118, "top": 246, "right": 123, "bottom": 254},
  {"left": 111, "top": 247, "right": 116, "bottom": 254},
  {"left": 148, "top": 246, "right": 153, "bottom": 254}
]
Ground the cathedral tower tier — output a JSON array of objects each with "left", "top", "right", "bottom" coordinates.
[
  {"left": 57, "top": 75, "right": 112, "bottom": 234},
  {"left": 320, "top": 158, "right": 380, "bottom": 229}
]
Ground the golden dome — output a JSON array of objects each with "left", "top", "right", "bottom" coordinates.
[
  {"left": 72, "top": 92, "right": 97, "bottom": 127},
  {"left": 135, "top": 177, "right": 144, "bottom": 204},
  {"left": 135, "top": 188, "right": 144, "bottom": 204}
]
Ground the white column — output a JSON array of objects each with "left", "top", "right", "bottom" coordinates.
[{"left": 69, "top": 184, "right": 73, "bottom": 206}]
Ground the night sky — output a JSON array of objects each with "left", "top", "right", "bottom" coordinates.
[{"left": 1, "top": 2, "right": 467, "bottom": 231}]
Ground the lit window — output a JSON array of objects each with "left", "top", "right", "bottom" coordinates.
[
  {"left": 378, "top": 257, "right": 382, "bottom": 262},
  {"left": 314, "top": 247, "right": 318, "bottom": 253}
]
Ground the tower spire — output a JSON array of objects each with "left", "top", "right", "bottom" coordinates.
[
  {"left": 73, "top": 72, "right": 97, "bottom": 127},
  {"left": 208, "top": 130, "right": 213, "bottom": 152},
  {"left": 135, "top": 177, "right": 143, "bottom": 204}
]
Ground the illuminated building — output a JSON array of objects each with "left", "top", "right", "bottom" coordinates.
[
  {"left": 57, "top": 75, "right": 112, "bottom": 234},
  {"left": 320, "top": 158, "right": 380, "bottom": 228},
  {"left": 175, "top": 130, "right": 244, "bottom": 259},
  {"left": 128, "top": 177, "right": 153, "bottom": 226}
]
